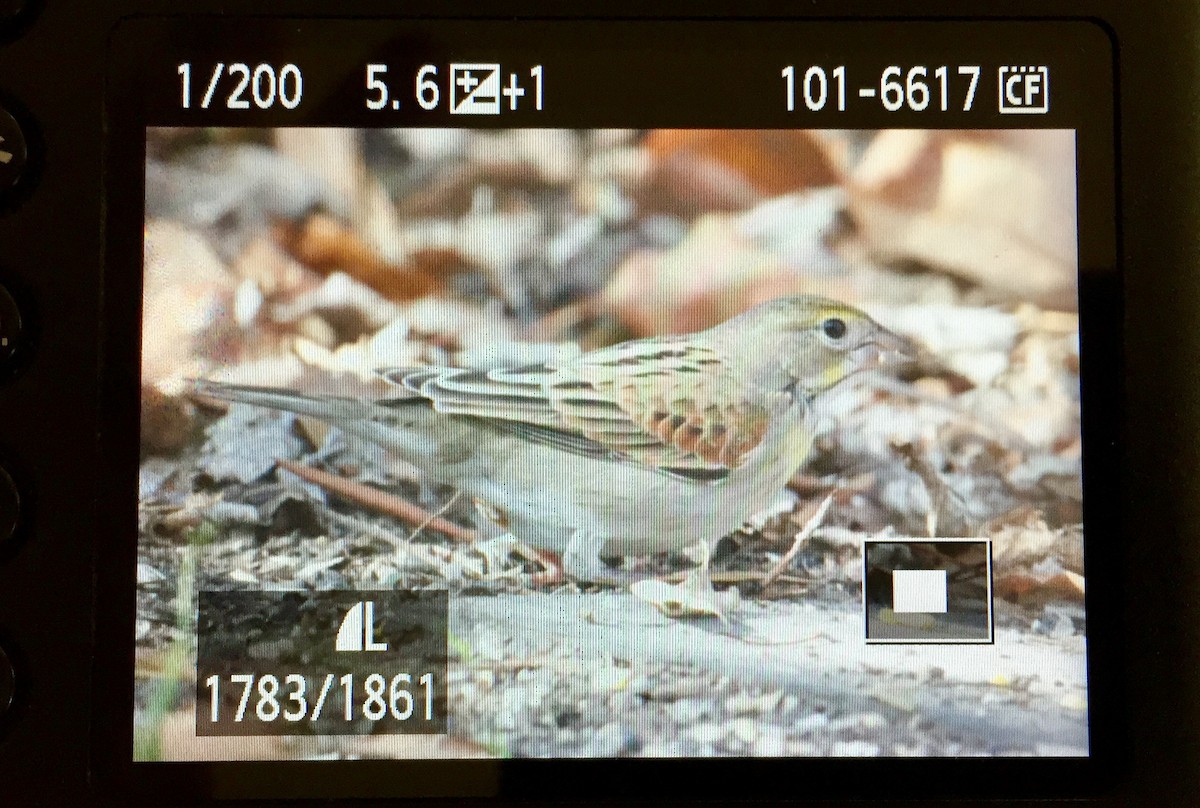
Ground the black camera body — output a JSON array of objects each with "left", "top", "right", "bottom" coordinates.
[{"left": 0, "top": 2, "right": 1196, "bottom": 805}]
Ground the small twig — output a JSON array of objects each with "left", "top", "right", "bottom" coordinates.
[
  {"left": 187, "top": 391, "right": 232, "bottom": 413},
  {"left": 277, "top": 458, "right": 476, "bottom": 542},
  {"left": 660, "top": 569, "right": 811, "bottom": 587},
  {"left": 323, "top": 509, "right": 465, "bottom": 580},
  {"left": 891, "top": 441, "right": 973, "bottom": 537},
  {"left": 406, "top": 490, "right": 463, "bottom": 543},
  {"left": 760, "top": 493, "right": 835, "bottom": 590}
]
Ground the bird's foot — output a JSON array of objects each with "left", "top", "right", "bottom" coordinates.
[
  {"left": 529, "top": 548, "right": 563, "bottom": 586},
  {"left": 468, "top": 534, "right": 578, "bottom": 585},
  {"left": 631, "top": 541, "right": 739, "bottom": 621},
  {"left": 468, "top": 534, "right": 527, "bottom": 580}
]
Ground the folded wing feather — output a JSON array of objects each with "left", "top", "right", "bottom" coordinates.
[{"left": 376, "top": 340, "right": 779, "bottom": 477}]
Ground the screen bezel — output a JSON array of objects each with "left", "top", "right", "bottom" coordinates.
[{"left": 95, "top": 15, "right": 1122, "bottom": 801}]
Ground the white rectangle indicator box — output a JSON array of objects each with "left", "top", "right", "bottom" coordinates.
[{"left": 892, "top": 569, "right": 948, "bottom": 613}]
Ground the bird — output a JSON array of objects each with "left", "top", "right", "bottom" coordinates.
[{"left": 194, "top": 295, "right": 914, "bottom": 597}]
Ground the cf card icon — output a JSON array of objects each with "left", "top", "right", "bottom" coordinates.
[
  {"left": 450, "top": 64, "right": 501, "bottom": 115},
  {"left": 998, "top": 65, "right": 1050, "bottom": 114}
]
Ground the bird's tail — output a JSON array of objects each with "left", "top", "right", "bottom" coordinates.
[
  {"left": 192, "top": 378, "right": 380, "bottom": 422},
  {"left": 191, "top": 378, "right": 445, "bottom": 467}
]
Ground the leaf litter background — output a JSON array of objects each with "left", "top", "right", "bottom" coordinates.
[{"left": 136, "top": 127, "right": 1088, "bottom": 761}]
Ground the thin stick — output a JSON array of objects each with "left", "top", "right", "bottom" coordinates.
[
  {"left": 323, "top": 509, "right": 466, "bottom": 580},
  {"left": 406, "top": 490, "right": 463, "bottom": 543},
  {"left": 277, "top": 459, "right": 476, "bottom": 542},
  {"left": 760, "top": 493, "right": 835, "bottom": 590},
  {"left": 660, "top": 569, "right": 812, "bottom": 587}
]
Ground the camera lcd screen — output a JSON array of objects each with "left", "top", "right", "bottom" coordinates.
[{"left": 117, "top": 18, "right": 1117, "bottom": 783}]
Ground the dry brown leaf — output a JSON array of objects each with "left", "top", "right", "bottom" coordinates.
[
  {"left": 995, "top": 569, "right": 1085, "bottom": 605},
  {"left": 848, "top": 131, "right": 1078, "bottom": 309},
  {"left": 601, "top": 216, "right": 840, "bottom": 336},
  {"left": 640, "top": 130, "right": 842, "bottom": 217},
  {"left": 141, "top": 384, "right": 196, "bottom": 455},
  {"left": 142, "top": 220, "right": 242, "bottom": 385},
  {"left": 992, "top": 523, "right": 1084, "bottom": 573},
  {"left": 397, "top": 162, "right": 547, "bottom": 218},
  {"left": 274, "top": 213, "right": 445, "bottom": 302},
  {"left": 849, "top": 193, "right": 1075, "bottom": 309},
  {"left": 230, "top": 235, "right": 316, "bottom": 297}
]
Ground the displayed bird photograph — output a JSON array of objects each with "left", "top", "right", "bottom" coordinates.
[{"left": 136, "top": 127, "right": 1088, "bottom": 760}]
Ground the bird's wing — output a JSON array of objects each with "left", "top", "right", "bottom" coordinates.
[{"left": 377, "top": 338, "right": 783, "bottom": 474}]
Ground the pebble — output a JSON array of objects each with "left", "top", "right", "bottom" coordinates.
[
  {"left": 628, "top": 676, "right": 652, "bottom": 695},
  {"left": 495, "top": 687, "right": 530, "bottom": 730},
  {"left": 639, "top": 740, "right": 684, "bottom": 757},
  {"left": 730, "top": 718, "right": 759, "bottom": 745},
  {"left": 690, "top": 722, "right": 727, "bottom": 745},
  {"left": 831, "top": 740, "right": 881, "bottom": 757},
  {"left": 786, "top": 740, "right": 819, "bottom": 756},
  {"left": 1035, "top": 743, "right": 1088, "bottom": 757},
  {"left": 592, "top": 723, "right": 638, "bottom": 757},
  {"left": 754, "top": 728, "right": 787, "bottom": 756},
  {"left": 607, "top": 690, "right": 637, "bottom": 712},
  {"left": 725, "top": 693, "right": 762, "bottom": 716},
  {"left": 593, "top": 666, "right": 630, "bottom": 692},
  {"left": 1059, "top": 693, "right": 1088, "bottom": 712},
  {"left": 757, "top": 692, "right": 784, "bottom": 715},
  {"left": 553, "top": 708, "right": 582, "bottom": 728},
  {"left": 672, "top": 696, "right": 705, "bottom": 720},
  {"left": 792, "top": 712, "right": 830, "bottom": 734},
  {"left": 670, "top": 699, "right": 710, "bottom": 725},
  {"left": 136, "top": 563, "right": 167, "bottom": 584},
  {"left": 827, "top": 712, "right": 889, "bottom": 734}
]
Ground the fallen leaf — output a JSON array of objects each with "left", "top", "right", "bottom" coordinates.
[
  {"left": 847, "top": 131, "right": 1078, "bottom": 309},
  {"left": 274, "top": 213, "right": 446, "bottom": 301},
  {"left": 640, "top": 130, "right": 842, "bottom": 216},
  {"left": 141, "top": 384, "right": 197, "bottom": 455}
]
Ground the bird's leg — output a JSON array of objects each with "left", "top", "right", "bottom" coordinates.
[
  {"left": 530, "top": 549, "right": 564, "bottom": 587},
  {"left": 629, "top": 540, "right": 734, "bottom": 620},
  {"left": 469, "top": 533, "right": 521, "bottom": 578},
  {"left": 679, "top": 539, "right": 720, "bottom": 602}
]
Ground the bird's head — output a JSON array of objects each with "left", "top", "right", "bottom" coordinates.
[{"left": 726, "top": 295, "right": 916, "bottom": 398}]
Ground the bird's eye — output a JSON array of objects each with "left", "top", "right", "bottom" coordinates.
[{"left": 822, "top": 317, "right": 847, "bottom": 340}]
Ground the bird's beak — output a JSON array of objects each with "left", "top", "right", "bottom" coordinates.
[{"left": 850, "top": 328, "right": 918, "bottom": 371}]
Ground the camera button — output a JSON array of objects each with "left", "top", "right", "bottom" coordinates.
[
  {"left": 0, "top": 0, "right": 37, "bottom": 40},
  {"left": 0, "top": 105, "right": 26, "bottom": 194},
  {"left": 0, "top": 644, "right": 13, "bottom": 719},
  {"left": 0, "top": 282, "right": 22, "bottom": 370},
  {"left": 0, "top": 466, "right": 19, "bottom": 548}
]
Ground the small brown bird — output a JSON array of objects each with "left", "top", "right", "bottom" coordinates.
[{"left": 196, "top": 295, "right": 913, "bottom": 592}]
